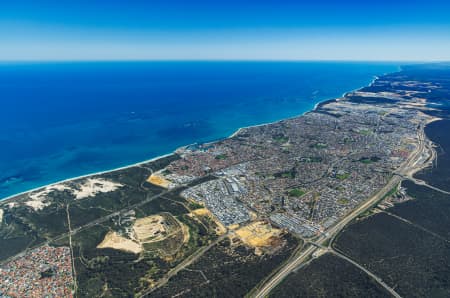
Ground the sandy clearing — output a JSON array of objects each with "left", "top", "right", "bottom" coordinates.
[
  {"left": 192, "top": 208, "right": 209, "bottom": 216},
  {"left": 0, "top": 209, "right": 3, "bottom": 224},
  {"left": 192, "top": 208, "right": 227, "bottom": 235},
  {"left": 25, "top": 184, "right": 72, "bottom": 211},
  {"left": 97, "top": 231, "right": 142, "bottom": 254},
  {"left": 228, "top": 224, "right": 240, "bottom": 230},
  {"left": 235, "top": 221, "right": 282, "bottom": 248},
  {"left": 180, "top": 219, "right": 190, "bottom": 244},
  {"left": 23, "top": 179, "right": 122, "bottom": 210},
  {"left": 312, "top": 248, "right": 328, "bottom": 258},
  {"left": 7, "top": 202, "right": 17, "bottom": 208},
  {"left": 1, "top": 153, "right": 174, "bottom": 203},
  {"left": 147, "top": 173, "right": 172, "bottom": 188},
  {"left": 133, "top": 215, "right": 168, "bottom": 242},
  {"left": 24, "top": 200, "right": 49, "bottom": 211},
  {"left": 73, "top": 178, "right": 123, "bottom": 200}
]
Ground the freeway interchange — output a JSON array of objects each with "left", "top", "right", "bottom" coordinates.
[{"left": 252, "top": 122, "right": 434, "bottom": 298}]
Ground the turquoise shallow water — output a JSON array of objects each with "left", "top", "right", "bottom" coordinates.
[{"left": 0, "top": 61, "right": 398, "bottom": 199}]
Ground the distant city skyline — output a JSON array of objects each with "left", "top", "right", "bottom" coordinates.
[{"left": 1, "top": 0, "right": 450, "bottom": 61}]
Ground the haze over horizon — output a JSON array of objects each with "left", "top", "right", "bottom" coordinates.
[{"left": 1, "top": 0, "right": 450, "bottom": 61}]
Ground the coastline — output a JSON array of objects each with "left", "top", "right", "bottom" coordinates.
[
  {"left": 232, "top": 74, "right": 386, "bottom": 139},
  {"left": 0, "top": 153, "right": 174, "bottom": 204},
  {"left": 0, "top": 73, "right": 390, "bottom": 203}
]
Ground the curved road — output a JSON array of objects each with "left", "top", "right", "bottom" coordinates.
[{"left": 253, "top": 123, "right": 430, "bottom": 298}]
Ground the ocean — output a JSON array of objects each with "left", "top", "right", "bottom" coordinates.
[{"left": 0, "top": 61, "right": 398, "bottom": 199}]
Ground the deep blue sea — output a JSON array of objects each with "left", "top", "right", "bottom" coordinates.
[{"left": 0, "top": 61, "right": 398, "bottom": 199}]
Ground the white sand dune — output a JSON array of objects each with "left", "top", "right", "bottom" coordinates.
[
  {"left": 73, "top": 178, "right": 123, "bottom": 200},
  {"left": 23, "top": 178, "right": 123, "bottom": 210},
  {"left": 25, "top": 184, "right": 72, "bottom": 211}
]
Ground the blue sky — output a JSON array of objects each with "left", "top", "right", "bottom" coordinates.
[{"left": 1, "top": 0, "right": 449, "bottom": 61}]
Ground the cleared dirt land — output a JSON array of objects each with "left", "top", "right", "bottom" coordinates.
[{"left": 97, "top": 231, "right": 142, "bottom": 254}]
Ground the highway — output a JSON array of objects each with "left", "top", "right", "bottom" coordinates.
[
  {"left": 253, "top": 177, "right": 403, "bottom": 298},
  {"left": 0, "top": 175, "right": 210, "bottom": 266},
  {"left": 330, "top": 251, "right": 401, "bottom": 298},
  {"left": 253, "top": 123, "right": 430, "bottom": 298}
]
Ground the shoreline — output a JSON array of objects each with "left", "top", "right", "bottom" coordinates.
[
  {"left": 231, "top": 74, "right": 386, "bottom": 139},
  {"left": 0, "top": 153, "right": 174, "bottom": 204},
  {"left": 0, "top": 73, "right": 389, "bottom": 204}
]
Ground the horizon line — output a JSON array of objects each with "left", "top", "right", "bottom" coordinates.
[{"left": 0, "top": 59, "right": 446, "bottom": 64}]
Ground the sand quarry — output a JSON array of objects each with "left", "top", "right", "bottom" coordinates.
[
  {"left": 234, "top": 221, "right": 282, "bottom": 248},
  {"left": 147, "top": 173, "right": 172, "bottom": 189},
  {"left": 97, "top": 231, "right": 142, "bottom": 254},
  {"left": 133, "top": 215, "right": 170, "bottom": 242}
]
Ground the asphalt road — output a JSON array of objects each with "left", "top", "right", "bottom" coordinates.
[{"left": 253, "top": 124, "right": 429, "bottom": 298}]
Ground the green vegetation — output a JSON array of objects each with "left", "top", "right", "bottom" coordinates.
[
  {"left": 392, "top": 181, "right": 450, "bottom": 240},
  {"left": 177, "top": 214, "right": 216, "bottom": 252},
  {"left": 71, "top": 225, "right": 146, "bottom": 297},
  {"left": 214, "top": 153, "right": 228, "bottom": 160},
  {"left": 358, "top": 209, "right": 375, "bottom": 220},
  {"left": 40, "top": 268, "right": 55, "bottom": 278},
  {"left": 360, "top": 158, "right": 373, "bottom": 164},
  {"left": 335, "top": 173, "right": 350, "bottom": 180},
  {"left": 334, "top": 213, "right": 450, "bottom": 297},
  {"left": 0, "top": 155, "right": 222, "bottom": 297},
  {"left": 143, "top": 230, "right": 184, "bottom": 257},
  {"left": 251, "top": 144, "right": 265, "bottom": 149},
  {"left": 358, "top": 156, "right": 381, "bottom": 164},
  {"left": 288, "top": 188, "right": 306, "bottom": 197},
  {"left": 300, "top": 156, "right": 322, "bottom": 163},
  {"left": 359, "top": 129, "right": 372, "bottom": 135},
  {"left": 71, "top": 194, "right": 219, "bottom": 297},
  {"left": 187, "top": 201, "right": 204, "bottom": 210},
  {"left": 310, "top": 142, "right": 328, "bottom": 149},
  {"left": 343, "top": 137, "right": 354, "bottom": 144},
  {"left": 143, "top": 154, "right": 181, "bottom": 172},
  {"left": 272, "top": 133, "right": 289, "bottom": 144},
  {"left": 3, "top": 67, "right": 450, "bottom": 297},
  {"left": 255, "top": 171, "right": 265, "bottom": 177},
  {"left": 161, "top": 169, "right": 172, "bottom": 175},
  {"left": 0, "top": 223, "right": 43, "bottom": 261},
  {"left": 149, "top": 235, "right": 300, "bottom": 298},
  {"left": 337, "top": 198, "right": 349, "bottom": 205},
  {"left": 382, "top": 184, "right": 398, "bottom": 200},
  {"left": 271, "top": 253, "right": 391, "bottom": 297},
  {"left": 309, "top": 156, "right": 322, "bottom": 162},
  {"left": 274, "top": 168, "right": 297, "bottom": 179}
]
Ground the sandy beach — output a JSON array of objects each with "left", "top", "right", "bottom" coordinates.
[{"left": 0, "top": 71, "right": 395, "bottom": 205}]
